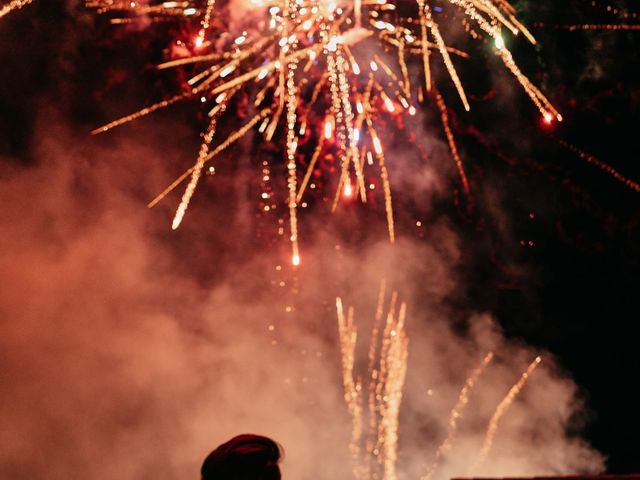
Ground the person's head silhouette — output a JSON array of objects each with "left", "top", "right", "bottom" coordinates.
[{"left": 201, "top": 434, "right": 282, "bottom": 480}]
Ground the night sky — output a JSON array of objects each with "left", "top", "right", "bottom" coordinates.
[{"left": 1, "top": 0, "right": 638, "bottom": 477}]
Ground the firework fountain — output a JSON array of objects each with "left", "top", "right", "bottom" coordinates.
[{"left": 336, "top": 283, "right": 544, "bottom": 480}]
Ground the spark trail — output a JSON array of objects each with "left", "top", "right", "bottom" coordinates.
[
  {"left": 471, "top": 355, "right": 543, "bottom": 471},
  {"left": 0, "top": 0, "right": 32, "bottom": 18},
  {"left": 423, "top": 351, "right": 494, "bottom": 480}
]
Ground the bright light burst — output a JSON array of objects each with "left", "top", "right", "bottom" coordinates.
[{"left": 88, "top": 0, "right": 563, "bottom": 265}]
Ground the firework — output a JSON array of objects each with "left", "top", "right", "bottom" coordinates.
[
  {"left": 0, "top": 0, "right": 32, "bottom": 18},
  {"left": 88, "top": 0, "right": 562, "bottom": 265},
  {"left": 337, "top": 284, "right": 408, "bottom": 480}
]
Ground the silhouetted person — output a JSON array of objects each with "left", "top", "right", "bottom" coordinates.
[{"left": 201, "top": 434, "right": 283, "bottom": 480}]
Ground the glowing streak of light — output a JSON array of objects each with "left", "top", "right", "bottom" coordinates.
[
  {"left": 286, "top": 63, "right": 300, "bottom": 265},
  {"left": 422, "top": 352, "right": 494, "bottom": 480},
  {"left": 559, "top": 24, "right": 640, "bottom": 31},
  {"left": 296, "top": 139, "right": 324, "bottom": 203},
  {"left": 91, "top": 91, "right": 192, "bottom": 134},
  {"left": 327, "top": 50, "right": 348, "bottom": 214},
  {"left": 372, "top": 55, "right": 402, "bottom": 91},
  {"left": 336, "top": 297, "right": 364, "bottom": 480},
  {"left": 194, "top": 0, "right": 216, "bottom": 47},
  {"left": 283, "top": 0, "right": 301, "bottom": 266},
  {"left": 380, "top": 300, "right": 408, "bottom": 480},
  {"left": 209, "top": 45, "right": 323, "bottom": 96},
  {"left": 353, "top": 78, "right": 375, "bottom": 203},
  {"left": 424, "top": 1, "right": 469, "bottom": 111},
  {"left": 493, "top": 0, "right": 536, "bottom": 43},
  {"left": 381, "top": 31, "right": 471, "bottom": 59},
  {"left": 170, "top": 87, "right": 237, "bottom": 228},
  {"left": 336, "top": 48, "right": 366, "bottom": 203},
  {"left": 88, "top": 1, "right": 192, "bottom": 17},
  {"left": 434, "top": 89, "right": 470, "bottom": 196},
  {"left": 365, "top": 279, "right": 388, "bottom": 480},
  {"left": 0, "top": 0, "right": 32, "bottom": 18},
  {"left": 397, "top": 36, "right": 411, "bottom": 97},
  {"left": 416, "top": 0, "right": 432, "bottom": 91},
  {"left": 337, "top": 287, "right": 408, "bottom": 480},
  {"left": 467, "top": 0, "right": 520, "bottom": 37},
  {"left": 366, "top": 114, "right": 395, "bottom": 243},
  {"left": 147, "top": 109, "right": 271, "bottom": 208},
  {"left": 558, "top": 140, "right": 640, "bottom": 193},
  {"left": 172, "top": 116, "right": 220, "bottom": 230},
  {"left": 472, "top": 356, "right": 543, "bottom": 471}
]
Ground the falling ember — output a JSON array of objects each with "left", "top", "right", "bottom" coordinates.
[
  {"left": 0, "top": 0, "right": 32, "bottom": 18},
  {"left": 88, "top": 0, "right": 566, "bottom": 257}
]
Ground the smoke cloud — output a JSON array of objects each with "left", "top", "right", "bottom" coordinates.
[{"left": 0, "top": 102, "right": 604, "bottom": 480}]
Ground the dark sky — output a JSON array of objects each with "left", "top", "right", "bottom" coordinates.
[{"left": 0, "top": 0, "right": 638, "bottom": 476}]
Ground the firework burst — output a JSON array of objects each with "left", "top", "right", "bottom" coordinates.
[{"left": 88, "top": 0, "right": 562, "bottom": 264}]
